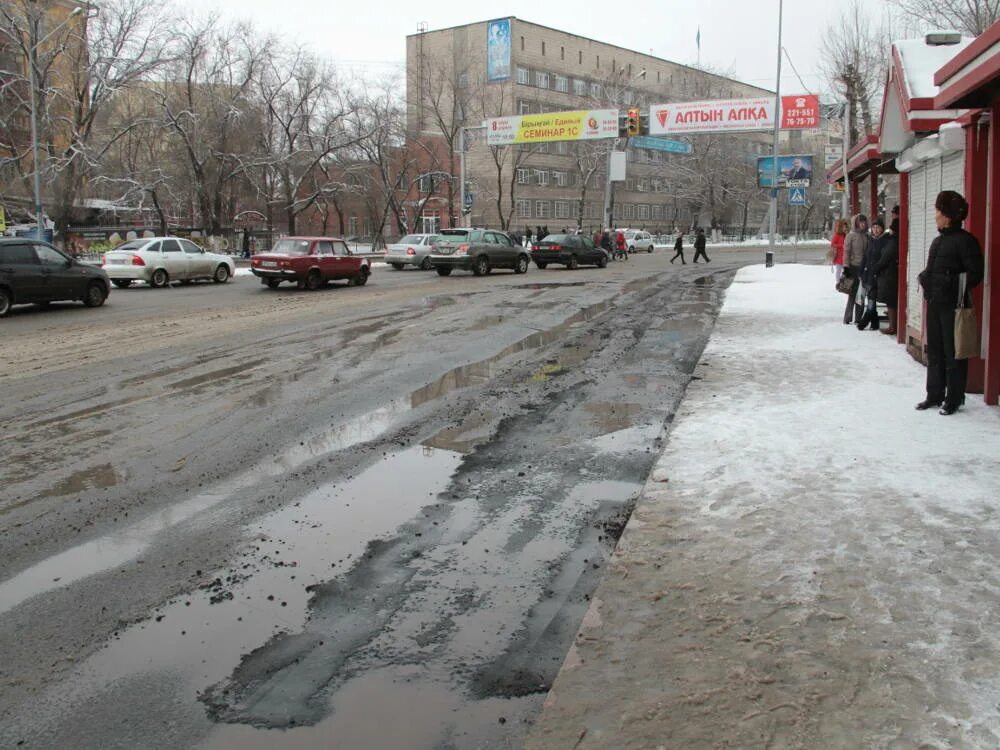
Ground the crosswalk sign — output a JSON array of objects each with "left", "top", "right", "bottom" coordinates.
[{"left": 788, "top": 187, "right": 807, "bottom": 206}]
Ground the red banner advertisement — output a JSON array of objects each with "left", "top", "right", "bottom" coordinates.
[{"left": 780, "top": 95, "right": 819, "bottom": 129}]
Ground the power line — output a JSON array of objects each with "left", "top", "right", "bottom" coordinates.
[{"left": 782, "top": 47, "right": 817, "bottom": 96}]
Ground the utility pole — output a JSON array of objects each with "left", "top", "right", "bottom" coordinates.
[
  {"left": 841, "top": 100, "right": 850, "bottom": 218},
  {"left": 767, "top": 0, "right": 784, "bottom": 261}
]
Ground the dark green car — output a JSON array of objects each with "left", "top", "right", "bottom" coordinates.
[{"left": 429, "top": 229, "right": 531, "bottom": 277}]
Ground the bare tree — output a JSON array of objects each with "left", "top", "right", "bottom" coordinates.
[
  {"left": 152, "top": 15, "right": 269, "bottom": 234},
  {"left": 886, "top": 0, "right": 1000, "bottom": 35},
  {"left": 820, "top": 0, "right": 888, "bottom": 143},
  {"left": 0, "top": 0, "right": 171, "bottom": 233}
]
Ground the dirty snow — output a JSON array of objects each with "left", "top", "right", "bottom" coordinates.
[{"left": 527, "top": 263, "right": 1000, "bottom": 749}]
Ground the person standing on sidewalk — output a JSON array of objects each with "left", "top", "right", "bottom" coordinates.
[
  {"left": 692, "top": 228, "right": 710, "bottom": 263},
  {"left": 856, "top": 218, "right": 885, "bottom": 331},
  {"left": 915, "top": 191, "right": 984, "bottom": 415},
  {"left": 842, "top": 214, "right": 868, "bottom": 325},
  {"left": 873, "top": 217, "right": 900, "bottom": 336},
  {"left": 671, "top": 230, "right": 685, "bottom": 264},
  {"left": 829, "top": 218, "right": 847, "bottom": 282}
]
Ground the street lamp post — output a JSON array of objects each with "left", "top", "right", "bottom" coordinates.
[
  {"left": 767, "top": 0, "right": 784, "bottom": 263},
  {"left": 26, "top": 6, "right": 85, "bottom": 240}
]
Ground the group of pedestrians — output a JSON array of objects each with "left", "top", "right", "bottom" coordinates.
[
  {"left": 830, "top": 191, "right": 984, "bottom": 416},
  {"left": 669, "top": 228, "right": 709, "bottom": 264}
]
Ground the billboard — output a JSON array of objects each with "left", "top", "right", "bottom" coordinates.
[
  {"left": 486, "top": 18, "right": 511, "bottom": 82},
  {"left": 649, "top": 97, "right": 775, "bottom": 135},
  {"left": 757, "top": 155, "right": 814, "bottom": 188},
  {"left": 484, "top": 109, "right": 619, "bottom": 145},
  {"left": 780, "top": 94, "right": 820, "bottom": 129}
]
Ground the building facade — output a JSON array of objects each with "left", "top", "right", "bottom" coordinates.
[{"left": 407, "top": 17, "right": 781, "bottom": 234}]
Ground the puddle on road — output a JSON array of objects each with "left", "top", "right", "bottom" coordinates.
[
  {"left": 585, "top": 402, "right": 645, "bottom": 436},
  {"left": 424, "top": 409, "right": 498, "bottom": 454},
  {"left": 0, "top": 400, "right": 410, "bottom": 616},
  {"left": 73, "top": 447, "right": 464, "bottom": 717},
  {"left": 36, "top": 463, "right": 121, "bottom": 499},
  {"left": 200, "top": 666, "right": 534, "bottom": 750}
]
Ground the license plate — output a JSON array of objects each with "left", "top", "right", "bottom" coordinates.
[
  {"left": 436, "top": 247, "right": 454, "bottom": 255},
  {"left": 109, "top": 258, "right": 129, "bottom": 264},
  {"left": 261, "top": 261, "right": 277, "bottom": 267}
]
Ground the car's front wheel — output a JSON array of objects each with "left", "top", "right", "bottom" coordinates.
[
  {"left": 436, "top": 267, "right": 452, "bottom": 276},
  {"left": 0, "top": 287, "right": 11, "bottom": 317},
  {"left": 647, "top": 245, "right": 654, "bottom": 254},
  {"left": 348, "top": 266, "right": 370, "bottom": 286},
  {"left": 596, "top": 254, "right": 608, "bottom": 268},
  {"left": 150, "top": 268, "right": 169, "bottom": 288},
  {"left": 112, "top": 279, "right": 131, "bottom": 289},
  {"left": 514, "top": 255, "right": 529, "bottom": 274},
  {"left": 83, "top": 282, "right": 108, "bottom": 308},
  {"left": 472, "top": 256, "right": 490, "bottom": 276},
  {"left": 419, "top": 256, "right": 433, "bottom": 271},
  {"left": 213, "top": 264, "right": 231, "bottom": 283},
  {"left": 567, "top": 255, "right": 579, "bottom": 270}
]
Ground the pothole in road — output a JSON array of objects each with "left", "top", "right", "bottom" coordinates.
[{"left": 68, "top": 446, "right": 464, "bottom": 719}]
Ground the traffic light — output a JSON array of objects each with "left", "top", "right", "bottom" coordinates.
[{"left": 626, "top": 108, "right": 640, "bottom": 136}]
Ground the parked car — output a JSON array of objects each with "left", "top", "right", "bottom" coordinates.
[
  {"left": 250, "top": 236, "right": 370, "bottom": 289},
  {"left": 429, "top": 228, "right": 530, "bottom": 276},
  {"left": 623, "top": 229, "right": 655, "bottom": 254},
  {"left": 531, "top": 234, "right": 609, "bottom": 270},
  {"left": 101, "top": 237, "right": 235, "bottom": 288},
  {"left": 0, "top": 238, "right": 110, "bottom": 317},
  {"left": 384, "top": 234, "right": 440, "bottom": 270}
]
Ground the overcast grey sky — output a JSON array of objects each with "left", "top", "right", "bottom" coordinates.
[{"left": 176, "top": 0, "right": 887, "bottom": 97}]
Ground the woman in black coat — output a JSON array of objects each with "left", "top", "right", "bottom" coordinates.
[
  {"left": 915, "top": 191, "right": 984, "bottom": 415},
  {"left": 873, "top": 219, "right": 899, "bottom": 335}
]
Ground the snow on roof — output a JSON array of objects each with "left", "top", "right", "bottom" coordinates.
[{"left": 895, "top": 37, "right": 974, "bottom": 100}]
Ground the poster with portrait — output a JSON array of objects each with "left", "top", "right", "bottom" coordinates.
[
  {"left": 756, "top": 155, "right": 814, "bottom": 188},
  {"left": 486, "top": 18, "right": 511, "bottom": 82}
]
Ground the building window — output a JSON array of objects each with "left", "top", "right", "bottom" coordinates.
[
  {"left": 518, "top": 99, "right": 531, "bottom": 115},
  {"left": 590, "top": 82, "right": 601, "bottom": 99},
  {"left": 573, "top": 79, "right": 586, "bottom": 96},
  {"left": 555, "top": 201, "right": 570, "bottom": 219},
  {"left": 517, "top": 168, "right": 530, "bottom": 185},
  {"left": 536, "top": 71, "right": 549, "bottom": 88},
  {"left": 596, "top": 55, "right": 600, "bottom": 68},
  {"left": 626, "top": 178, "right": 636, "bottom": 191},
  {"left": 657, "top": 71, "right": 661, "bottom": 83},
  {"left": 623, "top": 204, "right": 635, "bottom": 220},
  {"left": 561, "top": 46, "right": 565, "bottom": 60},
  {"left": 535, "top": 200, "right": 551, "bottom": 218},
  {"left": 516, "top": 199, "right": 531, "bottom": 218},
  {"left": 638, "top": 204, "right": 650, "bottom": 220},
  {"left": 517, "top": 67, "right": 529, "bottom": 85},
  {"left": 458, "top": 72, "right": 469, "bottom": 87},
  {"left": 651, "top": 204, "right": 663, "bottom": 219},
  {"left": 637, "top": 178, "right": 648, "bottom": 192},
  {"left": 554, "top": 171, "right": 569, "bottom": 187},
  {"left": 552, "top": 141, "right": 569, "bottom": 155},
  {"left": 348, "top": 217, "right": 358, "bottom": 236},
  {"left": 579, "top": 50, "right": 583, "bottom": 64},
  {"left": 555, "top": 75, "right": 569, "bottom": 93},
  {"left": 541, "top": 41, "right": 546, "bottom": 55},
  {"left": 534, "top": 169, "right": 549, "bottom": 186},
  {"left": 418, "top": 173, "right": 437, "bottom": 193},
  {"left": 520, "top": 36, "right": 525, "bottom": 51}
]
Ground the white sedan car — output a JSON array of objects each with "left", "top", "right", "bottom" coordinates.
[
  {"left": 101, "top": 237, "right": 236, "bottom": 288},
  {"left": 384, "top": 234, "right": 440, "bottom": 270},
  {"left": 623, "top": 230, "right": 655, "bottom": 254}
]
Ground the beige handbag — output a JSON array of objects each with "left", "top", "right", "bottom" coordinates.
[{"left": 954, "top": 273, "right": 980, "bottom": 360}]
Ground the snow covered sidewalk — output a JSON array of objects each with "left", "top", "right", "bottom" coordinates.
[{"left": 526, "top": 264, "right": 1000, "bottom": 749}]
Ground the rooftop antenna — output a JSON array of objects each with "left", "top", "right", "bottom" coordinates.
[{"left": 417, "top": 21, "right": 428, "bottom": 33}]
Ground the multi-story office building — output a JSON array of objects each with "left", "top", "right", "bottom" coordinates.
[{"left": 407, "top": 17, "right": 778, "bottom": 234}]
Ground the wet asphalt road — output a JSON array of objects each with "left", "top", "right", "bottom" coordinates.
[{"left": 1, "top": 248, "right": 823, "bottom": 749}]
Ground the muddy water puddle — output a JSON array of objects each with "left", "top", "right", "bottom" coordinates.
[
  {"left": 31, "top": 446, "right": 464, "bottom": 739},
  {"left": 0, "top": 401, "right": 411, "bottom": 615}
]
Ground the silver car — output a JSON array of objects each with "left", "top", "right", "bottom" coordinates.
[
  {"left": 101, "top": 237, "right": 236, "bottom": 288},
  {"left": 384, "top": 234, "right": 440, "bottom": 270},
  {"left": 623, "top": 230, "right": 655, "bottom": 254}
]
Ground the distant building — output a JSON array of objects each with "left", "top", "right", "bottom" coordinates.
[{"left": 406, "top": 17, "right": 778, "bottom": 233}]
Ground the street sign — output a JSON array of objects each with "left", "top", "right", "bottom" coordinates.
[
  {"left": 628, "top": 136, "right": 693, "bottom": 154},
  {"left": 788, "top": 187, "right": 807, "bottom": 206},
  {"left": 824, "top": 144, "right": 843, "bottom": 167},
  {"left": 463, "top": 192, "right": 474, "bottom": 209}
]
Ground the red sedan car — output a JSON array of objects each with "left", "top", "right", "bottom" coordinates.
[{"left": 250, "top": 237, "right": 370, "bottom": 290}]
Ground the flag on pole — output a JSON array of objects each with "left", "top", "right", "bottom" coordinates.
[{"left": 696, "top": 26, "right": 701, "bottom": 52}]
